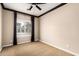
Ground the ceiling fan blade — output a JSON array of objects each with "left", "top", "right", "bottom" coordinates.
[
  {"left": 36, "top": 5, "right": 41, "bottom": 10},
  {"left": 27, "top": 5, "right": 33, "bottom": 10}
]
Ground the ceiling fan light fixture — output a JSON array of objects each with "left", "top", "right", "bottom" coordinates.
[
  {"left": 36, "top": 5, "right": 41, "bottom": 10},
  {"left": 27, "top": 3, "right": 45, "bottom": 11},
  {"left": 27, "top": 5, "right": 33, "bottom": 10}
]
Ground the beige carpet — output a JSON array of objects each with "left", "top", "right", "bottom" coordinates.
[{"left": 0, "top": 42, "right": 73, "bottom": 56}]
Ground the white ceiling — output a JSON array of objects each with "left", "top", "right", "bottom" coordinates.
[{"left": 4, "top": 3, "right": 60, "bottom": 16}]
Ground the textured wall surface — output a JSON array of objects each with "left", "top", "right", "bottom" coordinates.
[
  {"left": 2, "top": 10, "right": 14, "bottom": 47},
  {"left": 0, "top": 4, "right": 2, "bottom": 51},
  {"left": 40, "top": 4, "right": 79, "bottom": 55}
]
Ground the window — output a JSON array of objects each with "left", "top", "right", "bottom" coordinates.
[{"left": 16, "top": 21, "right": 32, "bottom": 35}]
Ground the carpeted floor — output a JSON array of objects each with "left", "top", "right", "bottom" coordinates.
[{"left": 0, "top": 42, "right": 73, "bottom": 56}]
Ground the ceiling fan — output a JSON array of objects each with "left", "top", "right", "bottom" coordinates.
[{"left": 27, "top": 3, "right": 46, "bottom": 11}]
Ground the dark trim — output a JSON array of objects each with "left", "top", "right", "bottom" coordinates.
[
  {"left": 1, "top": 3, "right": 67, "bottom": 17},
  {"left": 38, "top": 3, "right": 67, "bottom": 17},
  {"left": 31, "top": 16, "right": 35, "bottom": 42},
  {"left": 1, "top": 3, "right": 5, "bottom": 9},
  {"left": 13, "top": 11, "right": 17, "bottom": 45},
  {"left": 1, "top": 3, "right": 38, "bottom": 17},
  {"left": 4, "top": 8, "right": 38, "bottom": 17}
]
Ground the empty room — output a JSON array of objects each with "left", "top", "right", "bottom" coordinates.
[{"left": 0, "top": 3, "right": 79, "bottom": 56}]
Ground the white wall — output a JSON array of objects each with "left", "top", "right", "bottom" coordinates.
[
  {"left": 40, "top": 4, "right": 79, "bottom": 55},
  {"left": 2, "top": 10, "right": 14, "bottom": 47},
  {"left": 0, "top": 4, "right": 2, "bottom": 51},
  {"left": 2, "top": 10, "right": 39, "bottom": 46},
  {"left": 35, "top": 17, "right": 40, "bottom": 41}
]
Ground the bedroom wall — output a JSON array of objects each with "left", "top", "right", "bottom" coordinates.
[
  {"left": 2, "top": 9, "right": 39, "bottom": 47},
  {"left": 0, "top": 4, "right": 2, "bottom": 51},
  {"left": 2, "top": 9, "right": 14, "bottom": 47},
  {"left": 40, "top": 3, "right": 79, "bottom": 55},
  {"left": 35, "top": 17, "right": 40, "bottom": 41}
]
